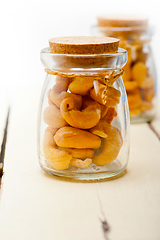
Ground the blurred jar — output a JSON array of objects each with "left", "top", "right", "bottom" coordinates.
[
  {"left": 92, "top": 15, "right": 157, "bottom": 123},
  {"left": 37, "top": 36, "right": 130, "bottom": 181}
]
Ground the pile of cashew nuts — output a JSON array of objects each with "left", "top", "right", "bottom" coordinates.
[{"left": 42, "top": 73, "right": 123, "bottom": 170}]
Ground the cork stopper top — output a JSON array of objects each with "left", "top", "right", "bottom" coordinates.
[
  {"left": 49, "top": 36, "right": 119, "bottom": 54},
  {"left": 97, "top": 14, "right": 149, "bottom": 28}
]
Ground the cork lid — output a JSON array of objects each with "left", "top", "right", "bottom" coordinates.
[
  {"left": 49, "top": 36, "right": 119, "bottom": 54},
  {"left": 97, "top": 15, "right": 148, "bottom": 28}
]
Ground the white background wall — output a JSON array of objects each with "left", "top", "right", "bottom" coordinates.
[{"left": 0, "top": 0, "right": 159, "bottom": 101}]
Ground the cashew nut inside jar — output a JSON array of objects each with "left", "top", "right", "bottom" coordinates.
[
  {"left": 92, "top": 15, "right": 157, "bottom": 123},
  {"left": 37, "top": 36, "right": 130, "bottom": 181}
]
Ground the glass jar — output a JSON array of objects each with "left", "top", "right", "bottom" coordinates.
[
  {"left": 92, "top": 16, "right": 157, "bottom": 123},
  {"left": 37, "top": 36, "right": 130, "bottom": 181}
]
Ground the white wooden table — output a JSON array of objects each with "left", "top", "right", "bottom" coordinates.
[{"left": 0, "top": 86, "right": 160, "bottom": 240}]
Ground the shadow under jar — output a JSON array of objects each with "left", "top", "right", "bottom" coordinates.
[
  {"left": 92, "top": 15, "right": 157, "bottom": 123},
  {"left": 37, "top": 36, "right": 130, "bottom": 181}
]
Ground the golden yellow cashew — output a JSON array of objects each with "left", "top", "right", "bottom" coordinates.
[
  {"left": 54, "top": 126, "right": 101, "bottom": 149},
  {"left": 68, "top": 76, "right": 94, "bottom": 95},
  {"left": 43, "top": 127, "right": 72, "bottom": 170},
  {"left": 131, "top": 62, "right": 147, "bottom": 87},
  {"left": 122, "top": 64, "right": 132, "bottom": 82},
  {"left": 127, "top": 88, "right": 141, "bottom": 110},
  {"left": 43, "top": 104, "right": 68, "bottom": 128},
  {"left": 91, "top": 123, "right": 123, "bottom": 166},
  {"left": 60, "top": 97, "right": 101, "bottom": 129},
  {"left": 124, "top": 81, "right": 138, "bottom": 92},
  {"left": 90, "top": 80, "right": 121, "bottom": 106},
  {"left": 129, "top": 108, "right": 141, "bottom": 116}
]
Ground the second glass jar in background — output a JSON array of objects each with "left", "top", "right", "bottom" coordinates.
[{"left": 92, "top": 15, "right": 157, "bottom": 123}]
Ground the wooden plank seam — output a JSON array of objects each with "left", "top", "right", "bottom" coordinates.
[
  {"left": 148, "top": 121, "right": 160, "bottom": 140},
  {"left": 0, "top": 108, "right": 10, "bottom": 178},
  {"left": 97, "top": 187, "right": 111, "bottom": 240}
]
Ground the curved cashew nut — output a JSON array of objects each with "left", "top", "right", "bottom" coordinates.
[
  {"left": 90, "top": 80, "right": 121, "bottom": 106},
  {"left": 91, "top": 123, "right": 123, "bottom": 166},
  {"left": 54, "top": 126, "right": 101, "bottom": 149},
  {"left": 70, "top": 158, "right": 92, "bottom": 168},
  {"left": 43, "top": 104, "right": 68, "bottom": 128},
  {"left": 60, "top": 97, "right": 101, "bottom": 129},
  {"left": 43, "top": 127, "right": 72, "bottom": 170},
  {"left": 68, "top": 76, "right": 94, "bottom": 95},
  {"left": 49, "top": 76, "right": 82, "bottom": 108}
]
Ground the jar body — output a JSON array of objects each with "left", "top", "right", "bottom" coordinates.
[
  {"left": 92, "top": 26, "right": 157, "bottom": 123},
  {"left": 37, "top": 48, "right": 130, "bottom": 181}
]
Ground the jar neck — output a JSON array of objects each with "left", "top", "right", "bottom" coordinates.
[
  {"left": 45, "top": 68, "right": 124, "bottom": 85},
  {"left": 41, "top": 47, "right": 127, "bottom": 77}
]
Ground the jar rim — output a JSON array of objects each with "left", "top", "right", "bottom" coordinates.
[{"left": 40, "top": 47, "right": 127, "bottom": 75}]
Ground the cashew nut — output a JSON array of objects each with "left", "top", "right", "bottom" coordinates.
[
  {"left": 127, "top": 88, "right": 141, "bottom": 110},
  {"left": 68, "top": 76, "right": 94, "bottom": 95},
  {"left": 43, "top": 127, "right": 72, "bottom": 170},
  {"left": 60, "top": 97, "right": 101, "bottom": 129},
  {"left": 90, "top": 80, "right": 121, "bottom": 107},
  {"left": 131, "top": 62, "right": 147, "bottom": 87},
  {"left": 92, "top": 123, "right": 123, "bottom": 166},
  {"left": 43, "top": 104, "right": 68, "bottom": 128},
  {"left": 54, "top": 126, "right": 101, "bottom": 149},
  {"left": 124, "top": 81, "right": 138, "bottom": 92}
]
